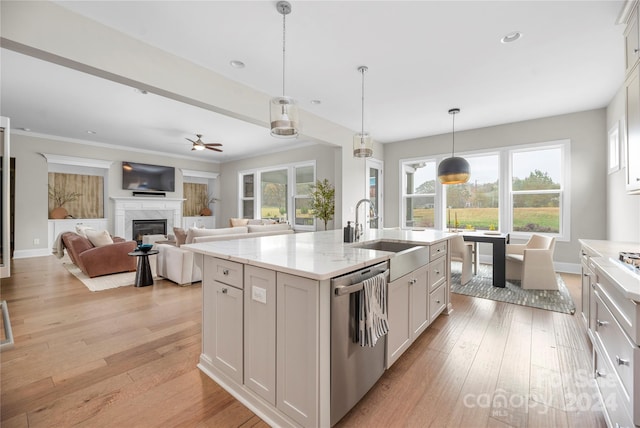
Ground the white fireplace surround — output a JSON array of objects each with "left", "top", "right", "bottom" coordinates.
[{"left": 111, "top": 197, "right": 184, "bottom": 241}]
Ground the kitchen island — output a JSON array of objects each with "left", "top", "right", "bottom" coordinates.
[{"left": 184, "top": 228, "right": 452, "bottom": 428}]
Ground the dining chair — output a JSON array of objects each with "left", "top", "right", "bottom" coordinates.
[
  {"left": 450, "top": 235, "right": 474, "bottom": 285},
  {"left": 505, "top": 234, "right": 557, "bottom": 290}
]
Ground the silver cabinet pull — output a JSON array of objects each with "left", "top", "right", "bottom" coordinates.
[
  {"left": 223, "top": 268, "right": 229, "bottom": 276},
  {"left": 596, "top": 319, "right": 608, "bottom": 327},
  {"left": 435, "top": 270, "right": 440, "bottom": 275},
  {"left": 222, "top": 288, "right": 228, "bottom": 294},
  {"left": 436, "top": 299, "right": 441, "bottom": 304},
  {"left": 616, "top": 355, "right": 630, "bottom": 366}
]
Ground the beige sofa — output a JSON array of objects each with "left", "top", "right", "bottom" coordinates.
[{"left": 156, "top": 224, "right": 293, "bottom": 285}]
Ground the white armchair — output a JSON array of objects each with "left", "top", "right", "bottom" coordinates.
[
  {"left": 450, "top": 235, "right": 474, "bottom": 285},
  {"left": 505, "top": 234, "right": 557, "bottom": 290},
  {"left": 156, "top": 244, "right": 203, "bottom": 285}
]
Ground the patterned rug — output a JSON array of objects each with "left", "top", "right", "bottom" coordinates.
[
  {"left": 450, "top": 262, "right": 576, "bottom": 315},
  {"left": 62, "top": 255, "right": 158, "bottom": 292}
]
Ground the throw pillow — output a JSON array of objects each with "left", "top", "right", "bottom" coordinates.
[
  {"left": 75, "top": 224, "right": 95, "bottom": 238},
  {"left": 173, "top": 227, "right": 187, "bottom": 246},
  {"left": 230, "top": 218, "right": 250, "bottom": 227},
  {"left": 84, "top": 229, "right": 114, "bottom": 247}
]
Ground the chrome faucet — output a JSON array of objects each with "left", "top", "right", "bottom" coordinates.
[{"left": 355, "top": 199, "right": 377, "bottom": 241}]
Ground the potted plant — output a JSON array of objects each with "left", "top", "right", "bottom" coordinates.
[
  {"left": 48, "top": 184, "right": 82, "bottom": 219},
  {"left": 310, "top": 178, "right": 335, "bottom": 230},
  {"left": 199, "top": 192, "right": 219, "bottom": 216}
]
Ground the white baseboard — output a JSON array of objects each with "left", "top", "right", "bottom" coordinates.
[{"left": 12, "top": 248, "right": 53, "bottom": 259}]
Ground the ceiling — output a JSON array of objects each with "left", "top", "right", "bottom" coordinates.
[{"left": 0, "top": 0, "right": 627, "bottom": 163}]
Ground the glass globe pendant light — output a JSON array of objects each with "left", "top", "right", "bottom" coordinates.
[
  {"left": 353, "top": 66, "right": 373, "bottom": 157},
  {"left": 438, "top": 108, "right": 470, "bottom": 184},
  {"left": 270, "top": 1, "right": 299, "bottom": 138}
]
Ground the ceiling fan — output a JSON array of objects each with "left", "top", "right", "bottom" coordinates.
[{"left": 186, "top": 134, "right": 223, "bottom": 152}]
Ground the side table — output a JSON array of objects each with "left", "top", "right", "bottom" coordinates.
[{"left": 128, "top": 249, "right": 159, "bottom": 287}]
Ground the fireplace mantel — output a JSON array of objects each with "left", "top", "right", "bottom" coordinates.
[{"left": 111, "top": 197, "right": 184, "bottom": 240}]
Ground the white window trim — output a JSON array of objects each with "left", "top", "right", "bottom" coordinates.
[
  {"left": 238, "top": 160, "right": 316, "bottom": 230},
  {"left": 398, "top": 139, "right": 571, "bottom": 242}
]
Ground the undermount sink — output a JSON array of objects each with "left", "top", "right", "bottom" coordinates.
[
  {"left": 350, "top": 240, "right": 430, "bottom": 281},
  {"left": 350, "top": 240, "right": 419, "bottom": 253}
]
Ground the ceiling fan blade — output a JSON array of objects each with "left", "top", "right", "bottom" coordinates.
[
  {"left": 206, "top": 146, "right": 223, "bottom": 152},
  {"left": 185, "top": 137, "right": 197, "bottom": 144},
  {"left": 204, "top": 143, "right": 223, "bottom": 147}
]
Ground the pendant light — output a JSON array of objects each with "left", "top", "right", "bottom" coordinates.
[
  {"left": 270, "top": 1, "right": 299, "bottom": 138},
  {"left": 438, "top": 108, "right": 470, "bottom": 184},
  {"left": 353, "top": 66, "right": 373, "bottom": 158}
]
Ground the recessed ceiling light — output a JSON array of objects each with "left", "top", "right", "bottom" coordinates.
[
  {"left": 310, "top": 99, "right": 321, "bottom": 105},
  {"left": 87, "top": 130, "right": 96, "bottom": 135},
  {"left": 501, "top": 31, "right": 522, "bottom": 44},
  {"left": 230, "top": 60, "right": 245, "bottom": 69}
]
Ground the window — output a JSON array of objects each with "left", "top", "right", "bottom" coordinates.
[
  {"left": 294, "top": 165, "right": 315, "bottom": 227},
  {"left": 240, "top": 173, "right": 254, "bottom": 219},
  {"left": 399, "top": 140, "right": 569, "bottom": 240},
  {"left": 510, "top": 145, "right": 564, "bottom": 234},
  {"left": 445, "top": 154, "right": 499, "bottom": 231},
  {"left": 401, "top": 160, "right": 436, "bottom": 228},
  {"left": 239, "top": 162, "right": 316, "bottom": 229},
  {"left": 261, "top": 169, "right": 288, "bottom": 220}
]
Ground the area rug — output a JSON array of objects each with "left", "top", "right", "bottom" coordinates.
[
  {"left": 62, "top": 255, "right": 158, "bottom": 292},
  {"left": 450, "top": 262, "right": 576, "bottom": 315}
]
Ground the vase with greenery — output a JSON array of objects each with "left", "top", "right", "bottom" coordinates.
[
  {"left": 48, "top": 184, "right": 82, "bottom": 219},
  {"left": 310, "top": 178, "right": 335, "bottom": 230},
  {"left": 199, "top": 192, "right": 219, "bottom": 216}
]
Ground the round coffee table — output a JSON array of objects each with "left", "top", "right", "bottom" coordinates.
[{"left": 128, "top": 249, "right": 159, "bottom": 287}]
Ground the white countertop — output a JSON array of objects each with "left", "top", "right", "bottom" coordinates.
[
  {"left": 183, "top": 228, "right": 451, "bottom": 280},
  {"left": 579, "top": 239, "right": 640, "bottom": 301}
]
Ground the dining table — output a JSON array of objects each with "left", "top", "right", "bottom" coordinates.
[{"left": 458, "top": 231, "right": 510, "bottom": 287}]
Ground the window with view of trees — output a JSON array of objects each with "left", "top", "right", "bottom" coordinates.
[
  {"left": 445, "top": 154, "right": 499, "bottom": 230},
  {"left": 239, "top": 162, "right": 315, "bottom": 229},
  {"left": 402, "top": 160, "right": 436, "bottom": 228},
  {"left": 511, "top": 147, "right": 563, "bottom": 234},
  {"left": 400, "top": 140, "right": 568, "bottom": 238}
]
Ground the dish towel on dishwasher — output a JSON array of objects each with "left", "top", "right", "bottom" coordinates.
[{"left": 359, "top": 272, "right": 389, "bottom": 347}]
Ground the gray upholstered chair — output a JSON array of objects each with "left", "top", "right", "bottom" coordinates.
[
  {"left": 450, "top": 235, "right": 474, "bottom": 285},
  {"left": 505, "top": 234, "right": 557, "bottom": 290}
]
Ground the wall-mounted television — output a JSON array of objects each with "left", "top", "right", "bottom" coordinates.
[{"left": 122, "top": 161, "right": 175, "bottom": 192}]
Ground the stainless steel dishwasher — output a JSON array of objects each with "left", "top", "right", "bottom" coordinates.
[{"left": 330, "top": 261, "right": 389, "bottom": 426}]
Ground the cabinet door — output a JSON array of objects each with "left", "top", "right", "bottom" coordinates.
[
  {"left": 387, "top": 272, "right": 412, "bottom": 368},
  {"left": 625, "top": 5, "right": 640, "bottom": 76},
  {"left": 626, "top": 68, "right": 640, "bottom": 193},
  {"left": 411, "top": 265, "right": 429, "bottom": 338},
  {"left": 276, "top": 272, "right": 319, "bottom": 427},
  {"left": 244, "top": 265, "right": 276, "bottom": 405},
  {"left": 212, "top": 280, "right": 243, "bottom": 384}
]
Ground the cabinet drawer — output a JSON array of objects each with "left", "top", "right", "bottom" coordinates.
[
  {"left": 430, "top": 241, "right": 447, "bottom": 261},
  {"left": 211, "top": 258, "right": 244, "bottom": 289},
  {"left": 429, "top": 257, "right": 446, "bottom": 291},
  {"left": 594, "top": 345, "right": 635, "bottom": 428},
  {"left": 594, "top": 292, "right": 637, "bottom": 403},
  {"left": 429, "top": 283, "right": 446, "bottom": 323},
  {"left": 595, "top": 271, "right": 640, "bottom": 344}
]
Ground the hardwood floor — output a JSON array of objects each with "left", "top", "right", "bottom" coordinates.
[{"left": 1, "top": 256, "right": 606, "bottom": 427}]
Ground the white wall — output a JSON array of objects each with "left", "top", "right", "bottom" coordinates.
[{"left": 383, "top": 109, "right": 607, "bottom": 267}]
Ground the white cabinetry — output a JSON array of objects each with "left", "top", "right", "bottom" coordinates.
[
  {"left": 624, "top": 3, "right": 640, "bottom": 194},
  {"left": 244, "top": 265, "right": 276, "bottom": 405},
  {"left": 387, "top": 240, "right": 449, "bottom": 368},
  {"left": 202, "top": 257, "right": 244, "bottom": 384},
  {"left": 276, "top": 272, "right": 319, "bottom": 427},
  {"left": 580, "top": 247, "right": 597, "bottom": 336}
]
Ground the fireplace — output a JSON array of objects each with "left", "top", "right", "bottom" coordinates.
[{"left": 132, "top": 219, "right": 167, "bottom": 244}]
